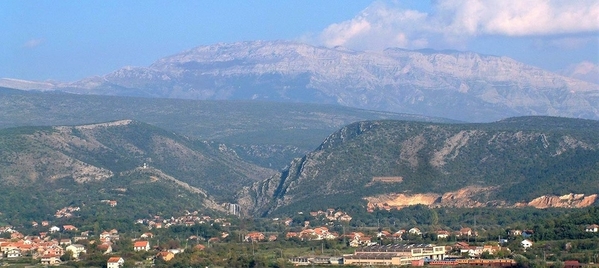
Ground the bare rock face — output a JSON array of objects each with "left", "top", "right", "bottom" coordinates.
[
  {"left": 364, "top": 186, "right": 494, "bottom": 211},
  {"left": 520, "top": 193, "right": 598, "bottom": 209},
  {"left": 365, "top": 190, "right": 598, "bottom": 211},
  {"left": 6, "top": 41, "right": 599, "bottom": 122},
  {"left": 239, "top": 118, "right": 599, "bottom": 216}
]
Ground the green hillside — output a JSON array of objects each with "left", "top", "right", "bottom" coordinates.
[
  {"left": 0, "top": 87, "right": 453, "bottom": 169},
  {"left": 0, "top": 120, "right": 274, "bottom": 204},
  {"left": 242, "top": 117, "right": 599, "bottom": 215},
  {"left": 0, "top": 168, "right": 218, "bottom": 226}
]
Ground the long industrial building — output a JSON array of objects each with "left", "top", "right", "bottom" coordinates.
[{"left": 343, "top": 244, "right": 445, "bottom": 266}]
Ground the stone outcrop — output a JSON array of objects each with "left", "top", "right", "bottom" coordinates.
[{"left": 518, "top": 193, "right": 598, "bottom": 209}]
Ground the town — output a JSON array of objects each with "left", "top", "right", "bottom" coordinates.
[{"left": 1, "top": 204, "right": 598, "bottom": 267}]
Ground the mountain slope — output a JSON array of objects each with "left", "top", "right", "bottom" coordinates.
[
  {"left": 0, "top": 120, "right": 274, "bottom": 200},
  {"left": 11, "top": 40, "right": 598, "bottom": 122},
  {"left": 239, "top": 116, "right": 599, "bottom": 216},
  {"left": 0, "top": 88, "right": 449, "bottom": 169}
]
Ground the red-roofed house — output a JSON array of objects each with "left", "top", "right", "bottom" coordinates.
[
  {"left": 63, "top": 225, "right": 78, "bottom": 231},
  {"left": 564, "top": 260, "right": 582, "bottom": 268},
  {"left": 107, "top": 256, "right": 124, "bottom": 268},
  {"left": 244, "top": 232, "right": 265, "bottom": 242},
  {"left": 156, "top": 251, "right": 175, "bottom": 262},
  {"left": 97, "top": 243, "right": 113, "bottom": 254},
  {"left": 133, "top": 241, "right": 150, "bottom": 251}
]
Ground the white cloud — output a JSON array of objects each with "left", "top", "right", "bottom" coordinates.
[
  {"left": 439, "top": 0, "right": 599, "bottom": 36},
  {"left": 23, "top": 38, "right": 45, "bottom": 48},
  {"left": 559, "top": 61, "right": 599, "bottom": 84},
  {"left": 318, "top": 1, "right": 430, "bottom": 51},
  {"left": 317, "top": 0, "right": 599, "bottom": 51}
]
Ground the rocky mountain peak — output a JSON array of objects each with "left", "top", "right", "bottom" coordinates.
[{"left": 4, "top": 41, "right": 599, "bottom": 122}]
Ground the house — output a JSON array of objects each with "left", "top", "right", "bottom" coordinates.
[
  {"left": 65, "top": 244, "right": 87, "bottom": 259},
  {"left": 522, "top": 230, "right": 534, "bottom": 238},
  {"left": 133, "top": 241, "right": 150, "bottom": 251},
  {"left": 508, "top": 229, "right": 522, "bottom": 236},
  {"left": 7, "top": 248, "right": 22, "bottom": 258},
  {"left": 41, "top": 244, "right": 64, "bottom": 257},
  {"left": 63, "top": 225, "right": 78, "bottom": 231},
  {"left": 585, "top": 224, "right": 599, "bottom": 232},
  {"left": 168, "top": 248, "right": 185, "bottom": 255},
  {"left": 140, "top": 232, "right": 154, "bottom": 239},
  {"left": 49, "top": 226, "right": 60, "bottom": 233},
  {"left": 349, "top": 235, "right": 372, "bottom": 247},
  {"left": 156, "top": 251, "right": 175, "bottom": 262},
  {"left": 73, "top": 236, "right": 88, "bottom": 242},
  {"left": 454, "top": 242, "right": 470, "bottom": 250},
  {"left": 10, "top": 232, "right": 24, "bottom": 239},
  {"left": 521, "top": 239, "right": 533, "bottom": 249},
  {"left": 244, "top": 232, "right": 265, "bottom": 242},
  {"left": 107, "top": 256, "right": 124, "bottom": 268},
  {"left": 483, "top": 245, "right": 502, "bottom": 255},
  {"left": 377, "top": 230, "right": 391, "bottom": 238},
  {"left": 564, "top": 260, "right": 583, "bottom": 268},
  {"left": 463, "top": 246, "right": 484, "bottom": 257},
  {"left": 436, "top": 230, "right": 450, "bottom": 239},
  {"left": 392, "top": 230, "right": 405, "bottom": 240},
  {"left": 408, "top": 227, "right": 422, "bottom": 235},
  {"left": 40, "top": 254, "right": 62, "bottom": 266},
  {"left": 459, "top": 227, "right": 473, "bottom": 237},
  {"left": 97, "top": 243, "right": 113, "bottom": 254},
  {"left": 59, "top": 238, "right": 72, "bottom": 246},
  {"left": 339, "top": 215, "right": 352, "bottom": 222}
]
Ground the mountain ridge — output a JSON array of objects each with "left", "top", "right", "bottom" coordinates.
[
  {"left": 2, "top": 40, "right": 598, "bottom": 122},
  {"left": 237, "top": 116, "right": 599, "bottom": 216}
]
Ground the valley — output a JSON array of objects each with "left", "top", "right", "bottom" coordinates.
[
  {"left": 0, "top": 42, "right": 598, "bottom": 267},
  {"left": 0, "top": 109, "right": 598, "bottom": 267}
]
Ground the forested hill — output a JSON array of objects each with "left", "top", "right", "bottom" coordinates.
[
  {"left": 0, "top": 87, "right": 450, "bottom": 169},
  {"left": 0, "top": 120, "right": 278, "bottom": 223},
  {"left": 239, "top": 116, "right": 599, "bottom": 216}
]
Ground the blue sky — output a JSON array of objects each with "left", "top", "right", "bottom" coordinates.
[{"left": 2, "top": 0, "right": 598, "bottom": 81}]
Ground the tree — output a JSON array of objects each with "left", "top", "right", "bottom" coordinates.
[{"left": 60, "top": 250, "right": 74, "bottom": 262}]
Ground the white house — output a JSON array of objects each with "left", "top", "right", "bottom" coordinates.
[
  {"left": 49, "top": 226, "right": 60, "bottom": 233},
  {"left": 40, "top": 255, "right": 61, "bottom": 266},
  {"left": 133, "top": 241, "right": 150, "bottom": 251},
  {"left": 436, "top": 230, "right": 450, "bottom": 239},
  {"left": 65, "top": 244, "right": 87, "bottom": 259},
  {"left": 521, "top": 239, "right": 533, "bottom": 249},
  {"left": 107, "top": 256, "right": 124, "bottom": 268},
  {"left": 585, "top": 224, "right": 599, "bottom": 233},
  {"left": 7, "top": 248, "right": 22, "bottom": 258},
  {"left": 408, "top": 227, "right": 422, "bottom": 235}
]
